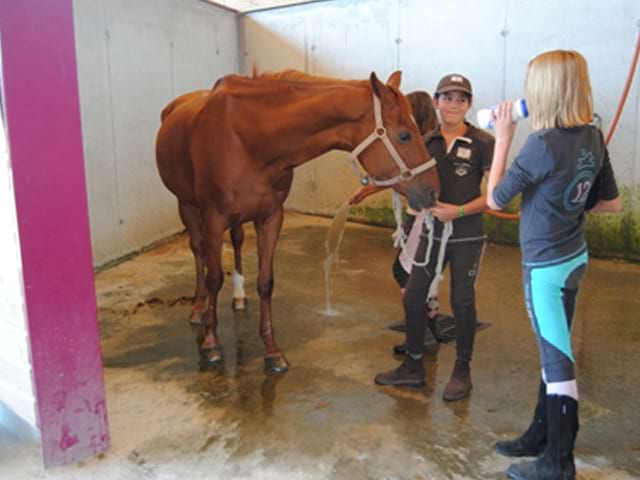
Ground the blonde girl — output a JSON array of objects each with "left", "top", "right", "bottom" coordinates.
[{"left": 487, "top": 50, "right": 621, "bottom": 480}]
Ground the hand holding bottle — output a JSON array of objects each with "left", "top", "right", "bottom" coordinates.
[
  {"left": 477, "top": 98, "right": 528, "bottom": 129},
  {"left": 493, "top": 101, "right": 518, "bottom": 145}
]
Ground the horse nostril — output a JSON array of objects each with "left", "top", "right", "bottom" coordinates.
[{"left": 429, "top": 189, "right": 439, "bottom": 203}]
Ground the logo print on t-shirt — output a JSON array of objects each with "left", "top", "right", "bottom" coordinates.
[
  {"left": 457, "top": 147, "right": 471, "bottom": 160},
  {"left": 453, "top": 148, "right": 472, "bottom": 176},
  {"left": 454, "top": 162, "right": 470, "bottom": 176},
  {"left": 453, "top": 147, "right": 471, "bottom": 177},
  {"left": 576, "top": 148, "right": 595, "bottom": 170},
  {"left": 563, "top": 148, "right": 596, "bottom": 211}
]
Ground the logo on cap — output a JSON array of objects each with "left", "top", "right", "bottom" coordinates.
[{"left": 436, "top": 73, "right": 472, "bottom": 96}]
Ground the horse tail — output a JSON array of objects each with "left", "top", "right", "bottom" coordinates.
[
  {"left": 161, "top": 90, "right": 211, "bottom": 123},
  {"left": 160, "top": 98, "right": 179, "bottom": 123},
  {"left": 212, "top": 76, "right": 225, "bottom": 91}
]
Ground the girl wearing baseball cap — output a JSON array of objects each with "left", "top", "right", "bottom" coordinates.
[{"left": 375, "top": 73, "right": 495, "bottom": 403}]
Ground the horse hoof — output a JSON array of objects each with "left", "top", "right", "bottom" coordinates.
[
  {"left": 200, "top": 346, "right": 223, "bottom": 364},
  {"left": 189, "top": 310, "right": 206, "bottom": 326},
  {"left": 231, "top": 297, "right": 246, "bottom": 311},
  {"left": 264, "top": 354, "right": 289, "bottom": 373}
]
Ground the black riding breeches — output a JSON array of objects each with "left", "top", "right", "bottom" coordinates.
[{"left": 403, "top": 233, "right": 485, "bottom": 360}]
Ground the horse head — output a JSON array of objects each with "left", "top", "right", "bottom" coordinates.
[{"left": 350, "top": 71, "right": 440, "bottom": 210}]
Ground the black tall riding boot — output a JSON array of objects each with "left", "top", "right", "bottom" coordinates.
[
  {"left": 507, "top": 395, "right": 579, "bottom": 480},
  {"left": 496, "top": 380, "right": 547, "bottom": 457}
]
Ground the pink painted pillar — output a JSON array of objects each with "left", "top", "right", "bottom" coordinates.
[{"left": 0, "top": 0, "right": 110, "bottom": 467}]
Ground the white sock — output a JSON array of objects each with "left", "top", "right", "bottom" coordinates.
[
  {"left": 547, "top": 379, "right": 578, "bottom": 400},
  {"left": 232, "top": 271, "right": 245, "bottom": 298}
]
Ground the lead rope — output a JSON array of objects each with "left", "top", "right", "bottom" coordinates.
[
  {"left": 391, "top": 194, "right": 452, "bottom": 310},
  {"left": 391, "top": 191, "right": 407, "bottom": 248},
  {"left": 411, "top": 211, "right": 452, "bottom": 309},
  {"left": 426, "top": 216, "right": 452, "bottom": 304}
]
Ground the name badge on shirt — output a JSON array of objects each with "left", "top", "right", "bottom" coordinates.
[{"left": 456, "top": 147, "right": 472, "bottom": 160}]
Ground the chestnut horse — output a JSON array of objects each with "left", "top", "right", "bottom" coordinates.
[
  {"left": 209, "top": 89, "right": 439, "bottom": 315},
  {"left": 156, "top": 70, "right": 440, "bottom": 372}
]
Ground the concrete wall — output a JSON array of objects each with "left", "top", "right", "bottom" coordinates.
[
  {"left": 74, "top": 0, "right": 239, "bottom": 266},
  {"left": 240, "top": 0, "right": 640, "bottom": 259},
  {"left": 0, "top": 91, "right": 36, "bottom": 429}
]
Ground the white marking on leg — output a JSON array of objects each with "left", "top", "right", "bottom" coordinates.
[{"left": 233, "top": 271, "right": 246, "bottom": 299}]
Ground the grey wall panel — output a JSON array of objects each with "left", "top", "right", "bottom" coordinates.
[
  {"left": 74, "top": 0, "right": 239, "bottom": 266},
  {"left": 105, "top": 0, "right": 177, "bottom": 253},
  {"left": 241, "top": 10, "right": 307, "bottom": 73},
  {"left": 74, "top": 1, "right": 122, "bottom": 263},
  {"left": 171, "top": 2, "right": 239, "bottom": 93}
]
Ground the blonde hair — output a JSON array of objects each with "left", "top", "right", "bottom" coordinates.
[{"left": 525, "top": 50, "right": 593, "bottom": 130}]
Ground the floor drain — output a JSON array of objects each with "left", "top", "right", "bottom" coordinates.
[{"left": 386, "top": 314, "right": 491, "bottom": 346}]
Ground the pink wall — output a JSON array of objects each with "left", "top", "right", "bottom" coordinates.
[{"left": 0, "top": 0, "right": 110, "bottom": 467}]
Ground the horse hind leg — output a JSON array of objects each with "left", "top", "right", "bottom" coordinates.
[
  {"left": 178, "top": 202, "right": 208, "bottom": 325},
  {"left": 199, "top": 210, "right": 227, "bottom": 364},
  {"left": 230, "top": 223, "right": 247, "bottom": 311}
]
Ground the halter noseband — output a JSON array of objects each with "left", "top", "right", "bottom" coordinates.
[{"left": 348, "top": 94, "right": 436, "bottom": 187}]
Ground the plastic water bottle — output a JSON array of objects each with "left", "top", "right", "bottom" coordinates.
[{"left": 477, "top": 98, "right": 528, "bottom": 129}]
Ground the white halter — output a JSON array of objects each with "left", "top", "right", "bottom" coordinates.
[{"left": 348, "top": 94, "right": 436, "bottom": 187}]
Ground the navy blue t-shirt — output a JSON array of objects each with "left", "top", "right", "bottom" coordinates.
[{"left": 492, "top": 125, "right": 618, "bottom": 265}]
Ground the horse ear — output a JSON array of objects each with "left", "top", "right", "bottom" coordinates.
[
  {"left": 386, "top": 71, "right": 402, "bottom": 89},
  {"left": 369, "top": 72, "right": 385, "bottom": 98}
]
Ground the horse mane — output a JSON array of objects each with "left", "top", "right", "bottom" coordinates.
[
  {"left": 217, "top": 67, "right": 365, "bottom": 87},
  {"left": 210, "top": 70, "right": 367, "bottom": 100},
  {"left": 254, "top": 69, "right": 363, "bottom": 85}
]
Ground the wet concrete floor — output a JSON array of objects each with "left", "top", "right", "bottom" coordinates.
[{"left": 1, "top": 212, "right": 639, "bottom": 479}]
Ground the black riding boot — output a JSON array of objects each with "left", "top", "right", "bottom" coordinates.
[
  {"left": 507, "top": 395, "right": 579, "bottom": 480},
  {"left": 374, "top": 355, "right": 425, "bottom": 388},
  {"left": 496, "top": 380, "right": 547, "bottom": 457}
]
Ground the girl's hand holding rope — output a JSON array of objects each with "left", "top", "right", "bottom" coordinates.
[{"left": 429, "top": 201, "right": 459, "bottom": 223}]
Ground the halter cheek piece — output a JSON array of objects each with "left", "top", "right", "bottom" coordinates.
[
  {"left": 348, "top": 94, "right": 436, "bottom": 187},
  {"left": 348, "top": 94, "right": 449, "bottom": 304}
]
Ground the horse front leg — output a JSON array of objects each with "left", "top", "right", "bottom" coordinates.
[
  {"left": 254, "top": 208, "right": 288, "bottom": 373},
  {"left": 178, "top": 202, "right": 208, "bottom": 325},
  {"left": 230, "top": 223, "right": 247, "bottom": 311},
  {"left": 199, "top": 210, "right": 227, "bottom": 364}
]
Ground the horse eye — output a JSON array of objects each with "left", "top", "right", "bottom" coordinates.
[{"left": 398, "top": 131, "right": 412, "bottom": 143}]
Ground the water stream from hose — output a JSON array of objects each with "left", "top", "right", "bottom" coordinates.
[{"left": 321, "top": 202, "right": 350, "bottom": 316}]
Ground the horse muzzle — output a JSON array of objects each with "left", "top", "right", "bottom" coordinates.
[{"left": 407, "top": 186, "right": 438, "bottom": 210}]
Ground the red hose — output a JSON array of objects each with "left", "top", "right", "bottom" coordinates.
[
  {"left": 486, "top": 29, "right": 640, "bottom": 222},
  {"left": 605, "top": 29, "right": 640, "bottom": 145},
  {"left": 485, "top": 209, "right": 520, "bottom": 221}
]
